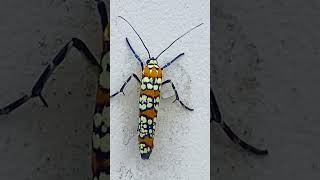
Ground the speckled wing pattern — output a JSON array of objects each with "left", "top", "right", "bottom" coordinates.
[
  {"left": 92, "top": 1, "right": 110, "bottom": 180},
  {"left": 138, "top": 61, "right": 162, "bottom": 159}
]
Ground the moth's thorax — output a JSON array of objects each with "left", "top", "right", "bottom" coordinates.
[
  {"left": 143, "top": 59, "right": 162, "bottom": 78},
  {"left": 141, "top": 67, "right": 162, "bottom": 91}
]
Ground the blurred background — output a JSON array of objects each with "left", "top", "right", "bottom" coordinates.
[
  {"left": 211, "top": 0, "right": 320, "bottom": 179},
  {"left": 0, "top": 0, "right": 105, "bottom": 179}
]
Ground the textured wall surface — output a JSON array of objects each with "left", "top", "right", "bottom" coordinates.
[
  {"left": 110, "top": 0, "right": 210, "bottom": 179},
  {"left": 0, "top": 0, "right": 104, "bottom": 179},
  {"left": 211, "top": 0, "right": 320, "bottom": 180}
]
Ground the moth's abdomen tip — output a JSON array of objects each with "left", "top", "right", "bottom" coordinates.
[{"left": 141, "top": 151, "right": 152, "bottom": 160}]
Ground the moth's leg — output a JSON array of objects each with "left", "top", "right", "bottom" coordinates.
[
  {"left": 162, "top": 79, "right": 193, "bottom": 111},
  {"left": 210, "top": 88, "right": 222, "bottom": 123},
  {"left": 96, "top": 0, "right": 110, "bottom": 55},
  {"left": 0, "top": 38, "right": 101, "bottom": 115},
  {"left": 0, "top": 96, "right": 31, "bottom": 115},
  {"left": 161, "top": 53, "right": 184, "bottom": 69},
  {"left": 210, "top": 89, "right": 268, "bottom": 155},
  {"left": 111, "top": 73, "right": 141, "bottom": 97},
  {"left": 220, "top": 121, "right": 268, "bottom": 155},
  {"left": 96, "top": 0, "right": 108, "bottom": 31},
  {"left": 126, "top": 38, "right": 144, "bottom": 71}
]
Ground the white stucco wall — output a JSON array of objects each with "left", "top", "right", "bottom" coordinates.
[{"left": 110, "top": 0, "right": 210, "bottom": 179}]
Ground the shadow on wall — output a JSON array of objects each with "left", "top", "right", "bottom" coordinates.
[{"left": 210, "top": 1, "right": 268, "bottom": 179}]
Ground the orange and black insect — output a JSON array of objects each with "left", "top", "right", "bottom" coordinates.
[
  {"left": 111, "top": 16, "right": 203, "bottom": 159},
  {"left": 0, "top": 0, "right": 110, "bottom": 179}
]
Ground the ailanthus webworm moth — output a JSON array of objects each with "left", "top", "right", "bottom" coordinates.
[
  {"left": 111, "top": 16, "right": 203, "bottom": 160},
  {"left": 0, "top": 0, "right": 110, "bottom": 179}
]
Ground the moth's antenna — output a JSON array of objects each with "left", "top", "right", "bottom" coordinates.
[
  {"left": 156, "top": 23, "right": 203, "bottom": 60},
  {"left": 118, "top": 16, "right": 151, "bottom": 59}
]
